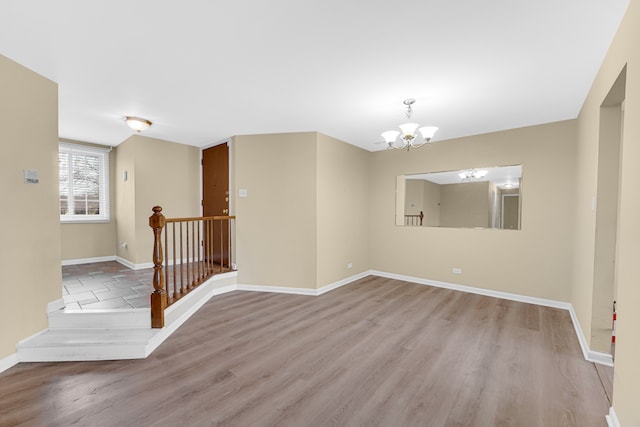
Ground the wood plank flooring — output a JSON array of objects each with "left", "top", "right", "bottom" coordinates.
[{"left": 0, "top": 276, "right": 609, "bottom": 426}]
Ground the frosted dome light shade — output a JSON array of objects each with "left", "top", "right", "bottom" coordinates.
[
  {"left": 475, "top": 170, "right": 488, "bottom": 178},
  {"left": 124, "top": 116, "right": 152, "bottom": 132},
  {"left": 418, "top": 126, "right": 438, "bottom": 140},
  {"left": 398, "top": 122, "right": 419, "bottom": 137},
  {"left": 381, "top": 130, "right": 400, "bottom": 144}
]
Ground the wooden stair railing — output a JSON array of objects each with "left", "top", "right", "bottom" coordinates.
[
  {"left": 404, "top": 211, "right": 424, "bottom": 226},
  {"left": 149, "top": 206, "right": 236, "bottom": 328}
]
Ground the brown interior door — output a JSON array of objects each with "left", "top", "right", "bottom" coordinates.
[{"left": 202, "top": 143, "right": 230, "bottom": 266}]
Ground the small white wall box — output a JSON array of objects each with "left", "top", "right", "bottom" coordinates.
[{"left": 23, "top": 169, "right": 39, "bottom": 184}]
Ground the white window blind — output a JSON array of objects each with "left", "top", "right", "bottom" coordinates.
[{"left": 59, "top": 143, "right": 110, "bottom": 222}]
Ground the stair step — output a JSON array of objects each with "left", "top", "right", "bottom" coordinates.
[
  {"left": 18, "top": 271, "right": 238, "bottom": 362},
  {"left": 48, "top": 308, "right": 150, "bottom": 330},
  {"left": 17, "top": 329, "right": 158, "bottom": 361}
]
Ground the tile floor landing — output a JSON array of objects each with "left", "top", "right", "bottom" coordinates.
[{"left": 62, "top": 261, "right": 153, "bottom": 310}]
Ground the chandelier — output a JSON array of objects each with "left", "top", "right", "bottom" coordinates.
[
  {"left": 458, "top": 169, "right": 488, "bottom": 181},
  {"left": 381, "top": 99, "right": 438, "bottom": 150}
]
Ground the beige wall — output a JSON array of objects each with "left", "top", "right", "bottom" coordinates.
[
  {"left": 439, "top": 181, "right": 490, "bottom": 228},
  {"left": 422, "top": 180, "right": 441, "bottom": 226},
  {"left": 370, "top": 120, "right": 577, "bottom": 301},
  {"left": 573, "top": 2, "right": 640, "bottom": 424},
  {"left": 233, "top": 132, "right": 369, "bottom": 290},
  {"left": 0, "top": 55, "right": 61, "bottom": 359},
  {"left": 60, "top": 139, "right": 117, "bottom": 261},
  {"left": 233, "top": 132, "right": 318, "bottom": 289},
  {"left": 115, "top": 135, "right": 200, "bottom": 265},
  {"left": 404, "top": 180, "right": 424, "bottom": 216},
  {"left": 591, "top": 104, "right": 623, "bottom": 353},
  {"left": 316, "top": 133, "right": 370, "bottom": 287},
  {"left": 115, "top": 139, "right": 137, "bottom": 262}
]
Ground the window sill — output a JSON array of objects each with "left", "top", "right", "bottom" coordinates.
[{"left": 60, "top": 218, "right": 111, "bottom": 224}]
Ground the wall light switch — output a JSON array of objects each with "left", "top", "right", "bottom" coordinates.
[
  {"left": 239, "top": 188, "right": 248, "bottom": 198},
  {"left": 122, "top": 170, "right": 128, "bottom": 181},
  {"left": 23, "top": 169, "right": 39, "bottom": 184}
]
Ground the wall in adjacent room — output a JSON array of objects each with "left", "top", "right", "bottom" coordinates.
[
  {"left": 439, "top": 181, "right": 490, "bottom": 228},
  {"left": 60, "top": 139, "right": 117, "bottom": 261},
  {"left": 114, "top": 135, "right": 200, "bottom": 266}
]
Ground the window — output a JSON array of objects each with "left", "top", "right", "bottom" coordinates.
[{"left": 59, "top": 143, "right": 110, "bottom": 222}]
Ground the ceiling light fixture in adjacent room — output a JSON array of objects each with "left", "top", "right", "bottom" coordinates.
[
  {"left": 123, "top": 116, "right": 152, "bottom": 132},
  {"left": 381, "top": 99, "right": 438, "bottom": 151},
  {"left": 458, "top": 169, "right": 488, "bottom": 181}
]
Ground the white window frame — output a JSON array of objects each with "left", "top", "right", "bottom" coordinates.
[{"left": 59, "top": 143, "right": 110, "bottom": 223}]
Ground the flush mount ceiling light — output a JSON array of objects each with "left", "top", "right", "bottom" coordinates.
[
  {"left": 123, "top": 116, "right": 152, "bottom": 133},
  {"left": 381, "top": 99, "right": 438, "bottom": 151},
  {"left": 458, "top": 169, "right": 488, "bottom": 181}
]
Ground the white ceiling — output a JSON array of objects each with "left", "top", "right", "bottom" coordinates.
[
  {"left": 0, "top": 0, "right": 629, "bottom": 151},
  {"left": 407, "top": 165, "right": 523, "bottom": 187}
]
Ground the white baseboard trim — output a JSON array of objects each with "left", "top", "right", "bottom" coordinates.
[
  {"left": 0, "top": 352, "right": 19, "bottom": 374},
  {"left": 567, "top": 305, "right": 615, "bottom": 367},
  {"left": 115, "top": 256, "right": 154, "bottom": 271},
  {"left": 370, "top": 270, "right": 613, "bottom": 367},
  {"left": 606, "top": 407, "right": 621, "bottom": 427},
  {"left": 588, "top": 350, "right": 614, "bottom": 367},
  {"left": 237, "top": 284, "right": 317, "bottom": 296},
  {"left": 317, "top": 271, "right": 370, "bottom": 295},
  {"left": 236, "top": 271, "right": 370, "bottom": 297},
  {"left": 61, "top": 256, "right": 116, "bottom": 266},
  {"left": 46, "top": 298, "right": 65, "bottom": 313},
  {"left": 371, "top": 270, "right": 571, "bottom": 310}
]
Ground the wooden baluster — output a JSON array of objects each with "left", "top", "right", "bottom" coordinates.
[
  {"left": 191, "top": 220, "right": 196, "bottom": 286},
  {"left": 172, "top": 223, "right": 178, "bottom": 301},
  {"left": 186, "top": 220, "right": 191, "bottom": 290},
  {"left": 205, "top": 219, "right": 210, "bottom": 275},
  {"left": 219, "top": 219, "right": 224, "bottom": 273},
  {"left": 164, "top": 222, "right": 171, "bottom": 306},
  {"left": 228, "top": 218, "right": 233, "bottom": 271},
  {"left": 419, "top": 211, "right": 424, "bottom": 226},
  {"left": 179, "top": 222, "right": 184, "bottom": 296},
  {"left": 197, "top": 220, "right": 201, "bottom": 282},
  {"left": 149, "top": 206, "right": 166, "bottom": 328},
  {"left": 210, "top": 218, "right": 214, "bottom": 273}
]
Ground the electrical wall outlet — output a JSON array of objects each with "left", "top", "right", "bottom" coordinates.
[
  {"left": 452, "top": 267, "right": 462, "bottom": 274},
  {"left": 347, "top": 262, "right": 353, "bottom": 269}
]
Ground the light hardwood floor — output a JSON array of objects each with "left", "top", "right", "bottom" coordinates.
[{"left": 0, "top": 276, "right": 609, "bottom": 426}]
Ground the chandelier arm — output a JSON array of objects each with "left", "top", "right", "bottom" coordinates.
[
  {"left": 387, "top": 141, "right": 408, "bottom": 150},
  {"left": 409, "top": 139, "right": 430, "bottom": 149}
]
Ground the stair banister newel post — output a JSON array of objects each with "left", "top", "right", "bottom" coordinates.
[{"left": 149, "top": 206, "right": 166, "bottom": 328}]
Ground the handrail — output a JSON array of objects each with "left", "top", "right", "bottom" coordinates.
[
  {"left": 404, "top": 211, "right": 424, "bottom": 226},
  {"left": 149, "top": 206, "right": 236, "bottom": 328},
  {"left": 165, "top": 215, "right": 234, "bottom": 223}
]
